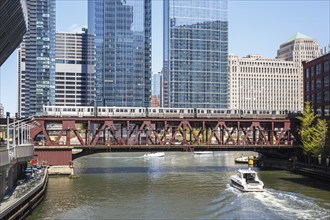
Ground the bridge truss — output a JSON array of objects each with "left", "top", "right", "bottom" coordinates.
[{"left": 30, "top": 117, "right": 295, "bottom": 150}]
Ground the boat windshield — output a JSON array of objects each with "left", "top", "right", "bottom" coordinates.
[{"left": 243, "top": 173, "right": 256, "bottom": 181}]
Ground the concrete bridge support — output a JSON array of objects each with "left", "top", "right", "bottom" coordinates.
[
  {"left": 0, "top": 170, "right": 6, "bottom": 201},
  {"left": 7, "top": 164, "right": 18, "bottom": 193}
]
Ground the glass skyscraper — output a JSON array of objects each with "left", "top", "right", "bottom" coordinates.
[
  {"left": 88, "top": 0, "right": 152, "bottom": 107},
  {"left": 18, "top": 0, "right": 56, "bottom": 117},
  {"left": 163, "top": 0, "right": 228, "bottom": 108}
]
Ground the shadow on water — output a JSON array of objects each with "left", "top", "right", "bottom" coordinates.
[
  {"left": 279, "top": 177, "right": 330, "bottom": 192},
  {"left": 76, "top": 166, "right": 245, "bottom": 174}
]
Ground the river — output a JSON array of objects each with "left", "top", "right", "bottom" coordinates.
[{"left": 27, "top": 151, "right": 330, "bottom": 219}]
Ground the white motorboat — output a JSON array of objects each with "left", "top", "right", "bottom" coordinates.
[
  {"left": 193, "top": 151, "right": 213, "bottom": 155},
  {"left": 144, "top": 152, "right": 165, "bottom": 157},
  {"left": 230, "top": 168, "right": 264, "bottom": 192},
  {"left": 234, "top": 156, "right": 249, "bottom": 163}
]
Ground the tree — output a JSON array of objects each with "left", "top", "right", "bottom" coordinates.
[{"left": 297, "top": 102, "right": 328, "bottom": 159}]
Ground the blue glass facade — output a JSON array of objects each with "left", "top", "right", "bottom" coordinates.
[
  {"left": 19, "top": 0, "right": 56, "bottom": 117},
  {"left": 163, "top": 0, "right": 228, "bottom": 108},
  {"left": 88, "top": 0, "right": 152, "bottom": 107}
]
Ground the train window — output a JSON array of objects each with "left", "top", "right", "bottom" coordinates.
[
  {"left": 139, "top": 109, "right": 141, "bottom": 113},
  {"left": 153, "top": 109, "right": 156, "bottom": 113},
  {"left": 48, "top": 108, "right": 52, "bottom": 111},
  {"left": 124, "top": 109, "right": 128, "bottom": 112},
  {"left": 201, "top": 110, "right": 204, "bottom": 113},
  {"left": 180, "top": 109, "right": 184, "bottom": 113},
  {"left": 120, "top": 109, "right": 124, "bottom": 112},
  {"left": 160, "top": 109, "right": 163, "bottom": 113},
  {"left": 253, "top": 110, "right": 257, "bottom": 114},
  {"left": 116, "top": 109, "right": 119, "bottom": 112}
]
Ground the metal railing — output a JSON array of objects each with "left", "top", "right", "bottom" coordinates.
[{"left": 1, "top": 117, "right": 35, "bottom": 163}]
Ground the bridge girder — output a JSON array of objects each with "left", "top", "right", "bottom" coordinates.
[{"left": 30, "top": 117, "right": 296, "bottom": 150}]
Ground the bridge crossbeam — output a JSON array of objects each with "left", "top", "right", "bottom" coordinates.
[{"left": 29, "top": 117, "right": 295, "bottom": 149}]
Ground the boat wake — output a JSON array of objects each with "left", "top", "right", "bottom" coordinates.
[
  {"left": 205, "top": 185, "right": 330, "bottom": 220},
  {"left": 252, "top": 189, "right": 330, "bottom": 220}
]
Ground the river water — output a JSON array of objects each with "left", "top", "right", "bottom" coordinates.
[{"left": 27, "top": 151, "right": 330, "bottom": 219}]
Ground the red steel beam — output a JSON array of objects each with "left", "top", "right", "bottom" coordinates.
[{"left": 29, "top": 117, "right": 294, "bottom": 148}]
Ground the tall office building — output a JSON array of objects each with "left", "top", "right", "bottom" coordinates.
[
  {"left": 152, "top": 72, "right": 161, "bottom": 98},
  {"left": 88, "top": 0, "right": 152, "bottom": 107},
  {"left": 276, "top": 32, "right": 321, "bottom": 111},
  {"left": 18, "top": 0, "right": 56, "bottom": 117},
  {"left": 277, "top": 32, "right": 321, "bottom": 65},
  {"left": 55, "top": 31, "right": 95, "bottom": 106},
  {"left": 151, "top": 71, "right": 161, "bottom": 107},
  {"left": 229, "top": 54, "right": 300, "bottom": 111},
  {"left": 163, "top": 0, "right": 228, "bottom": 108}
]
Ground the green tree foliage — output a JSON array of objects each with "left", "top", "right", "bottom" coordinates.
[{"left": 297, "top": 102, "right": 328, "bottom": 157}]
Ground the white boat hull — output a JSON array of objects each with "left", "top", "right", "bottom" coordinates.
[
  {"left": 193, "top": 151, "right": 213, "bottom": 155},
  {"left": 230, "top": 169, "right": 264, "bottom": 192},
  {"left": 231, "top": 179, "right": 264, "bottom": 192},
  {"left": 144, "top": 152, "right": 165, "bottom": 157}
]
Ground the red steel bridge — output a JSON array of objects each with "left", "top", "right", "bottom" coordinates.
[{"left": 29, "top": 116, "right": 300, "bottom": 165}]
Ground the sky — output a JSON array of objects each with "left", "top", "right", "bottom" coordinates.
[{"left": 0, "top": 0, "right": 329, "bottom": 114}]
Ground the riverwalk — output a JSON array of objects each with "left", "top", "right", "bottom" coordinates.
[
  {"left": 0, "top": 166, "right": 48, "bottom": 220},
  {"left": 292, "top": 162, "right": 330, "bottom": 182}
]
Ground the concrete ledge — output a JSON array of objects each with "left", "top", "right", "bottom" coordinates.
[{"left": 48, "top": 166, "right": 72, "bottom": 175}]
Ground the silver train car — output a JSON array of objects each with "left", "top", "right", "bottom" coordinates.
[
  {"left": 97, "top": 107, "right": 146, "bottom": 117},
  {"left": 43, "top": 106, "right": 296, "bottom": 119},
  {"left": 147, "top": 107, "right": 194, "bottom": 118},
  {"left": 43, "top": 106, "right": 95, "bottom": 117}
]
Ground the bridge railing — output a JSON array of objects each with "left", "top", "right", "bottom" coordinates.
[{"left": 0, "top": 117, "right": 35, "bottom": 163}]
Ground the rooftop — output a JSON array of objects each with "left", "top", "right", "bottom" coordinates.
[{"left": 285, "top": 32, "right": 313, "bottom": 43}]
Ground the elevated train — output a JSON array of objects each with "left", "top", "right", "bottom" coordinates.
[{"left": 42, "top": 106, "right": 300, "bottom": 119}]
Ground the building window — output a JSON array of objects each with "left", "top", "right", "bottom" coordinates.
[
  {"left": 316, "top": 64, "right": 321, "bottom": 75},
  {"left": 316, "top": 79, "right": 322, "bottom": 90},
  {"left": 325, "top": 105, "right": 330, "bottom": 116},
  {"left": 325, "top": 91, "right": 329, "bottom": 102},
  {"left": 316, "top": 92, "right": 322, "bottom": 104},
  {"left": 324, "top": 60, "right": 329, "bottom": 72},
  {"left": 311, "top": 67, "right": 314, "bottom": 77},
  {"left": 305, "top": 68, "right": 309, "bottom": 78},
  {"left": 325, "top": 76, "right": 329, "bottom": 87}
]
